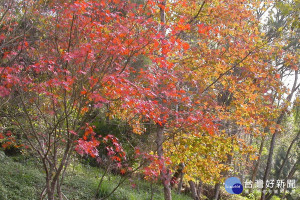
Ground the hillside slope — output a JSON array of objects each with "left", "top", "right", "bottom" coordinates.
[{"left": 0, "top": 151, "right": 192, "bottom": 200}]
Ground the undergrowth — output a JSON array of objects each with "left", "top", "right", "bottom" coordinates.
[{"left": 0, "top": 151, "right": 192, "bottom": 200}]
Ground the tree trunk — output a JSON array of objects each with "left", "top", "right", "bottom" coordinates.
[
  {"left": 43, "top": 137, "right": 73, "bottom": 200},
  {"left": 281, "top": 157, "right": 299, "bottom": 199},
  {"left": 262, "top": 129, "right": 291, "bottom": 198},
  {"left": 46, "top": 180, "right": 57, "bottom": 200},
  {"left": 286, "top": 158, "right": 299, "bottom": 179},
  {"left": 261, "top": 72, "right": 298, "bottom": 200},
  {"left": 214, "top": 183, "right": 220, "bottom": 200},
  {"left": 266, "top": 130, "right": 299, "bottom": 200},
  {"left": 46, "top": 173, "right": 55, "bottom": 200},
  {"left": 276, "top": 130, "right": 299, "bottom": 179},
  {"left": 261, "top": 129, "right": 278, "bottom": 200},
  {"left": 163, "top": 184, "right": 172, "bottom": 200},
  {"left": 47, "top": 188, "right": 54, "bottom": 200},
  {"left": 157, "top": 0, "right": 171, "bottom": 199},
  {"left": 250, "top": 136, "right": 265, "bottom": 193},
  {"left": 197, "top": 181, "right": 202, "bottom": 198},
  {"left": 156, "top": 124, "right": 172, "bottom": 200},
  {"left": 188, "top": 180, "right": 199, "bottom": 200},
  {"left": 177, "top": 172, "right": 184, "bottom": 194},
  {"left": 57, "top": 178, "right": 63, "bottom": 200}
]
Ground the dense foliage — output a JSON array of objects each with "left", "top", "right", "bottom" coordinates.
[{"left": 0, "top": 0, "right": 299, "bottom": 200}]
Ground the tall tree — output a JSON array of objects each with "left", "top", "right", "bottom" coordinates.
[
  {"left": 1, "top": 0, "right": 159, "bottom": 199},
  {"left": 259, "top": 1, "right": 300, "bottom": 199}
]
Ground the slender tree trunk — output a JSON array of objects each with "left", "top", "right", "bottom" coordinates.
[
  {"left": 188, "top": 180, "right": 199, "bottom": 200},
  {"left": 156, "top": 124, "right": 172, "bottom": 200},
  {"left": 40, "top": 187, "right": 47, "bottom": 200},
  {"left": 276, "top": 130, "right": 299, "bottom": 179},
  {"left": 243, "top": 134, "right": 253, "bottom": 180},
  {"left": 282, "top": 158, "right": 299, "bottom": 199},
  {"left": 47, "top": 192, "right": 54, "bottom": 200},
  {"left": 286, "top": 159, "right": 299, "bottom": 179},
  {"left": 266, "top": 130, "right": 299, "bottom": 200},
  {"left": 47, "top": 186, "right": 54, "bottom": 200},
  {"left": 261, "top": 72, "right": 298, "bottom": 200},
  {"left": 163, "top": 182, "right": 172, "bottom": 200},
  {"left": 261, "top": 128, "right": 278, "bottom": 200},
  {"left": 177, "top": 172, "right": 184, "bottom": 194},
  {"left": 57, "top": 178, "right": 63, "bottom": 200},
  {"left": 157, "top": 0, "right": 172, "bottom": 199},
  {"left": 214, "top": 183, "right": 220, "bottom": 200},
  {"left": 250, "top": 136, "right": 265, "bottom": 193},
  {"left": 197, "top": 181, "right": 202, "bottom": 198},
  {"left": 46, "top": 173, "right": 55, "bottom": 200},
  {"left": 96, "top": 159, "right": 112, "bottom": 198}
]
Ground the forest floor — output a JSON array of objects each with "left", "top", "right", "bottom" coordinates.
[
  {"left": 1, "top": 150, "right": 290, "bottom": 200},
  {"left": 0, "top": 150, "right": 193, "bottom": 200}
]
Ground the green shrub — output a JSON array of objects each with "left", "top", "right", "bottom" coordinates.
[{"left": 270, "top": 196, "right": 281, "bottom": 200}]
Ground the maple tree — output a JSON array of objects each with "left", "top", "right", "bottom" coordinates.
[
  {"left": 137, "top": 1, "right": 297, "bottom": 200},
  {"left": 108, "top": 1, "right": 283, "bottom": 200},
  {"left": 136, "top": 0, "right": 283, "bottom": 199},
  {"left": 0, "top": 0, "right": 159, "bottom": 199},
  {"left": 0, "top": 0, "right": 298, "bottom": 199}
]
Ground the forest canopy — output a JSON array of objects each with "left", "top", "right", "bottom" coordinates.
[{"left": 0, "top": 0, "right": 299, "bottom": 200}]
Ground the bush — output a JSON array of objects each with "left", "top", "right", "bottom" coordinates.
[{"left": 270, "top": 196, "right": 281, "bottom": 200}]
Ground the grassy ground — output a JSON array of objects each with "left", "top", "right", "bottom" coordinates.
[
  {"left": 1, "top": 151, "right": 298, "bottom": 200},
  {"left": 0, "top": 151, "right": 192, "bottom": 200}
]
